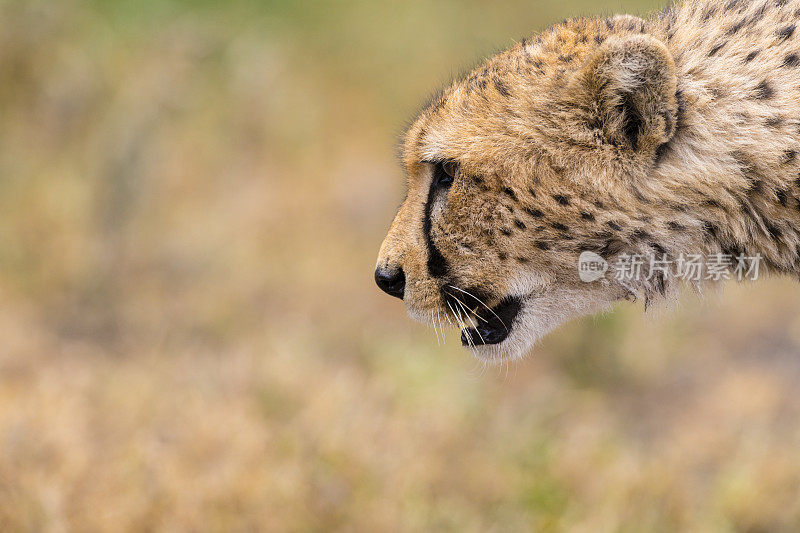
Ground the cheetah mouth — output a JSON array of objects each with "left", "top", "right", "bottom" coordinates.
[{"left": 441, "top": 287, "right": 522, "bottom": 346}]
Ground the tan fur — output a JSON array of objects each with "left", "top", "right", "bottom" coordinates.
[{"left": 377, "top": 0, "right": 800, "bottom": 360}]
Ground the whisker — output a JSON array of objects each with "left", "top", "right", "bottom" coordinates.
[
  {"left": 447, "top": 302, "right": 465, "bottom": 342},
  {"left": 445, "top": 290, "right": 489, "bottom": 324},
  {"left": 453, "top": 296, "right": 486, "bottom": 345},
  {"left": 448, "top": 296, "right": 475, "bottom": 348},
  {"left": 443, "top": 307, "right": 455, "bottom": 328},
  {"left": 447, "top": 285, "right": 507, "bottom": 331},
  {"left": 447, "top": 301, "right": 473, "bottom": 349},
  {"left": 431, "top": 311, "right": 441, "bottom": 346},
  {"left": 458, "top": 309, "right": 475, "bottom": 350},
  {"left": 445, "top": 301, "right": 460, "bottom": 329}
]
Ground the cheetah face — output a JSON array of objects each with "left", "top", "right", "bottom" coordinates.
[
  {"left": 375, "top": 157, "right": 629, "bottom": 362},
  {"left": 376, "top": 28, "right": 680, "bottom": 361}
]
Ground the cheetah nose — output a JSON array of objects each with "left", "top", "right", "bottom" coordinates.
[{"left": 375, "top": 266, "right": 405, "bottom": 299}]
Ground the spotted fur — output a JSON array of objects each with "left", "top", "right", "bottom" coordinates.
[{"left": 377, "top": 0, "right": 800, "bottom": 361}]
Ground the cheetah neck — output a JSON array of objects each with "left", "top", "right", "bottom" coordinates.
[{"left": 644, "top": 0, "right": 800, "bottom": 275}]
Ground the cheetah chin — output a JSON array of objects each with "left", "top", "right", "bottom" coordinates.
[{"left": 440, "top": 286, "right": 616, "bottom": 361}]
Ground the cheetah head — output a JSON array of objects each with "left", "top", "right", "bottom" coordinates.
[{"left": 376, "top": 18, "right": 684, "bottom": 361}]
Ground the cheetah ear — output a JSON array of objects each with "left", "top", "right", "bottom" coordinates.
[{"left": 573, "top": 33, "right": 678, "bottom": 157}]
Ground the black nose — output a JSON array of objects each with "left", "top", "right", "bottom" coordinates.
[{"left": 375, "top": 266, "right": 405, "bottom": 299}]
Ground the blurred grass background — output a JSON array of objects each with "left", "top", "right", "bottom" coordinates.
[{"left": 2, "top": 0, "right": 800, "bottom": 530}]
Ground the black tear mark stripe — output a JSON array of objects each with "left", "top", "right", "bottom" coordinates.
[{"left": 423, "top": 178, "right": 451, "bottom": 278}]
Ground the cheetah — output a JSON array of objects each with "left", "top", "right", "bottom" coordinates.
[{"left": 375, "top": 0, "right": 800, "bottom": 361}]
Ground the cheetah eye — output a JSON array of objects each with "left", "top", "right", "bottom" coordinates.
[{"left": 433, "top": 161, "right": 458, "bottom": 188}]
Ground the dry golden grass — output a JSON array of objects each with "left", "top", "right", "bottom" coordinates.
[{"left": 2, "top": 0, "right": 800, "bottom": 530}]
